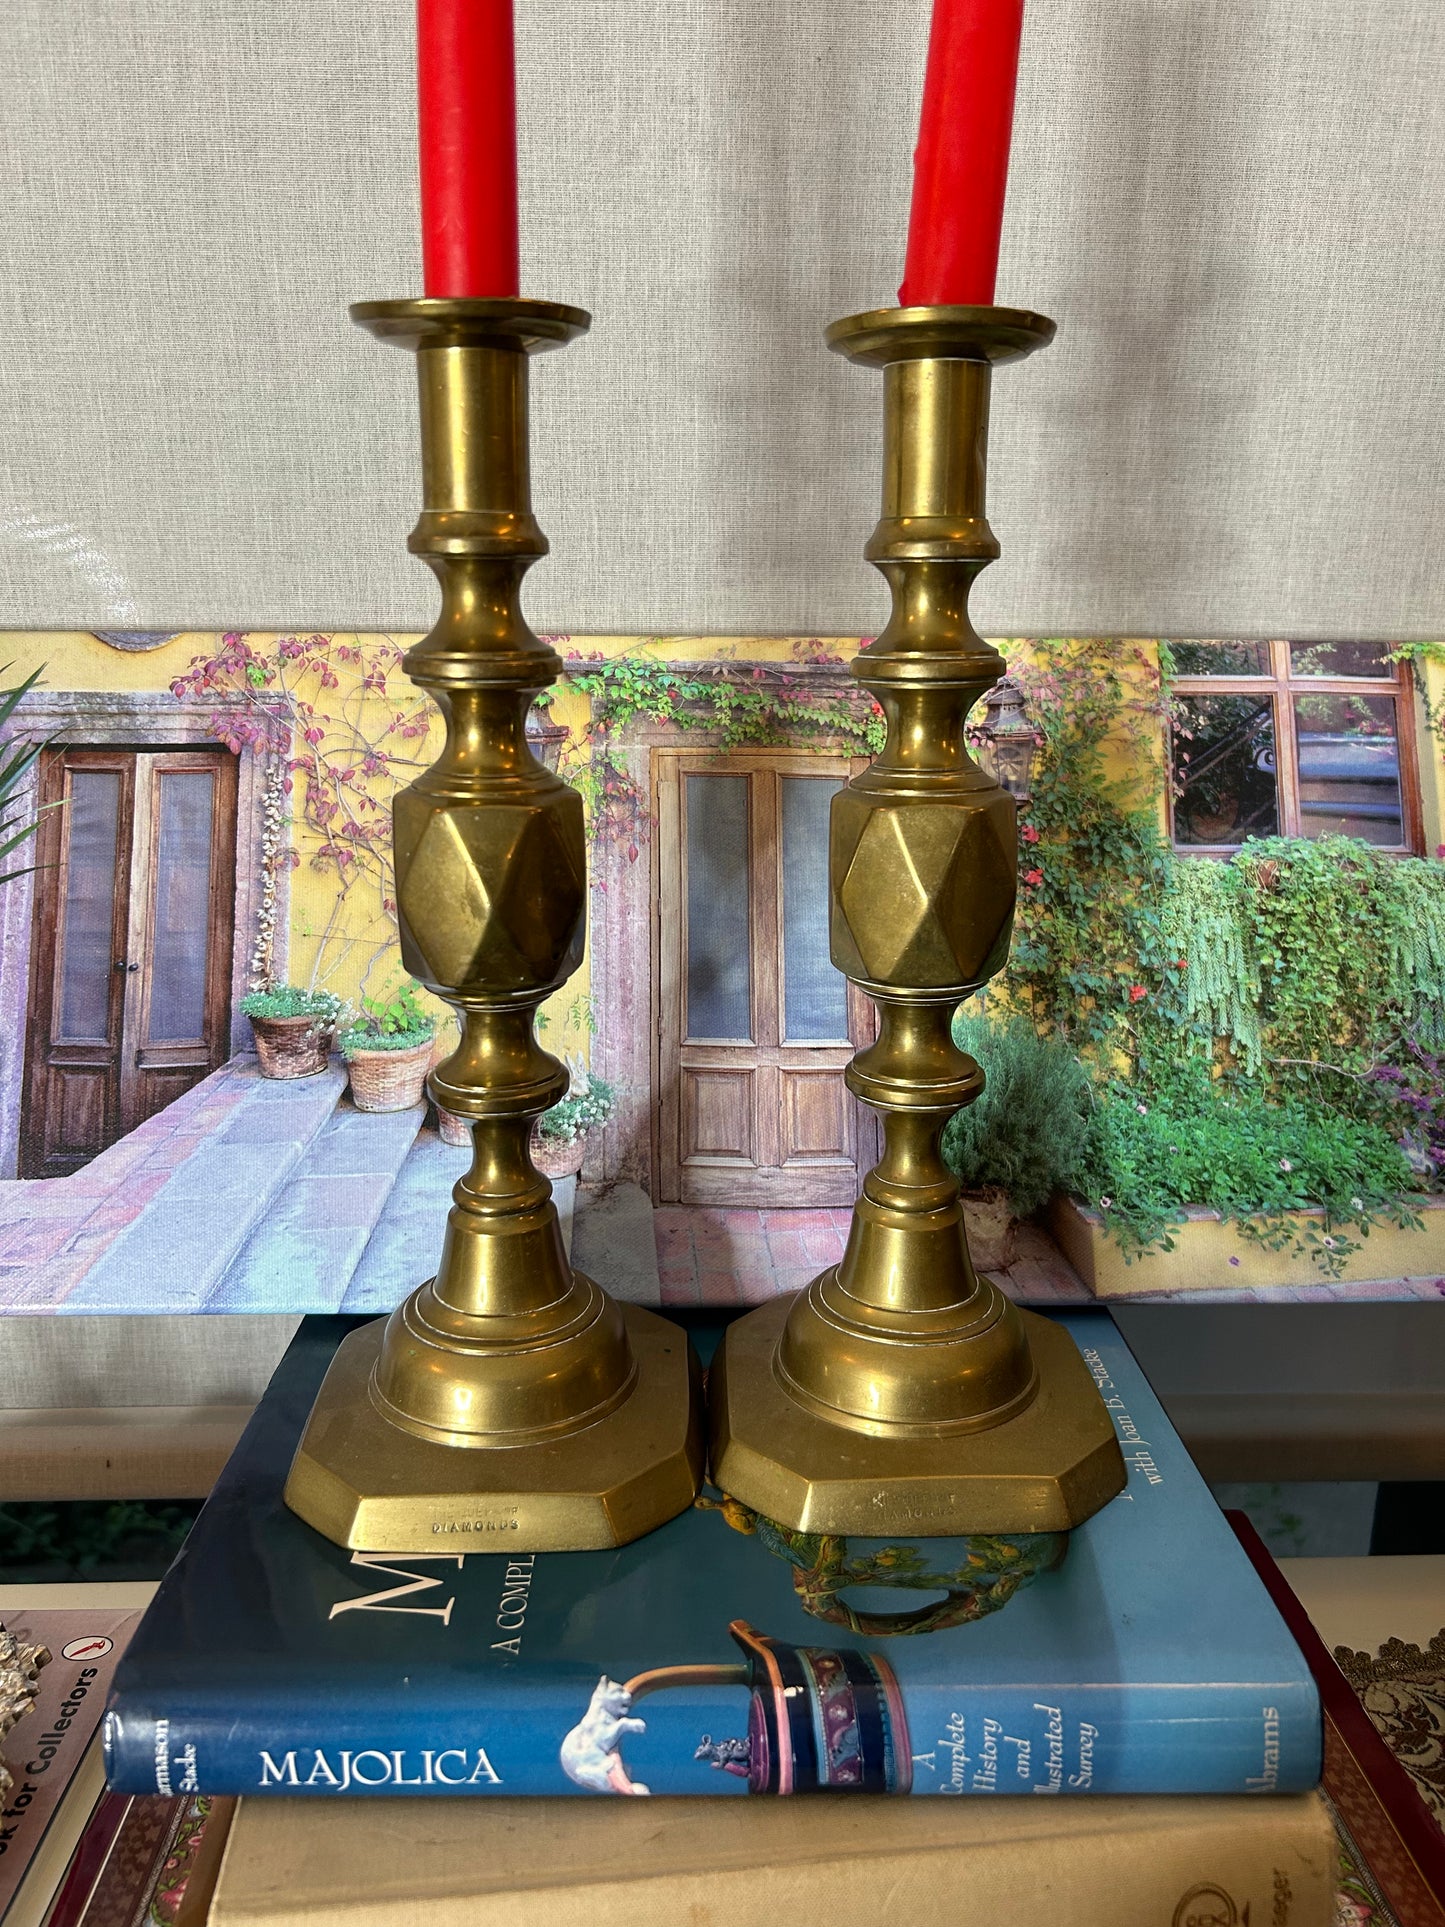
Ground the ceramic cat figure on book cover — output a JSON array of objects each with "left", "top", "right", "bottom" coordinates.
[
  {"left": 559, "top": 1623, "right": 912, "bottom": 1797},
  {"left": 103, "top": 1311, "right": 1323, "bottom": 1800}
]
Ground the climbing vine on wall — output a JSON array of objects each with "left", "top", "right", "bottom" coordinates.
[
  {"left": 985, "top": 636, "right": 1445, "bottom": 1269},
  {"left": 1157, "top": 856, "right": 1262, "bottom": 1069},
  {"left": 171, "top": 631, "right": 433, "bottom": 989},
  {"left": 1000, "top": 636, "right": 1445, "bottom": 1090},
  {"left": 1160, "top": 837, "right": 1445, "bottom": 1085},
  {"left": 556, "top": 640, "right": 885, "bottom": 849},
  {"left": 999, "top": 637, "right": 1181, "bottom": 1060},
  {"left": 1387, "top": 642, "right": 1445, "bottom": 749}
]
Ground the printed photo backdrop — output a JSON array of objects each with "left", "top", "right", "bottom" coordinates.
[{"left": 2, "top": 630, "right": 1444, "bottom": 1314}]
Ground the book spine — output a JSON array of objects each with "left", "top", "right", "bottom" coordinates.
[
  {"left": 104, "top": 1676, "right": 1320, "bottom": 1798},
  {"left": 900, "top": 1680, "right": 1320, "bottom": 1797},
  {"left": 1226, "top": 1511, "right": 1445, "bottom": 1915}
]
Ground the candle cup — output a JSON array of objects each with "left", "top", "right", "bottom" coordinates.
[
  {"left": 284, "top": 298, "right": 703, "bottom": 1552},
  {"left": 708, "top": 305, "right": 1126, "bottom": 1537}
]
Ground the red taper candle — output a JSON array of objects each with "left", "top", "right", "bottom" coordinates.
[
  {"left": 417, "top": 0, "right": 519, "bottom": 297},
  {"left": 899, "top": 0, "right": 1026, "bottom": 308}
]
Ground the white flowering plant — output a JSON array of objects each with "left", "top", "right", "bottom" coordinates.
[
  {"left": 537, "top": 1059, "right": 615, "bottom": 1145},
  {"left": 241, "top": 985, "right": 350, "bottom": 1027}
]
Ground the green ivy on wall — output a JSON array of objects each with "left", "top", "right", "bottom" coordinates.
[
  {"left": 556, "top": 641, "right": 884, "bottom": 848},
  {"left": 980, "top": 637, "right": 1445, "bottom": 1273},
  {"left": 1001, "top": 637, "right": 1181, "bottom": 1060},
  {"left": 1161, "top": 837, "right": 1445, "bottom": 1081},
  {"left": 1387, "top": 641, "right": 1445, "bottom": 745}
]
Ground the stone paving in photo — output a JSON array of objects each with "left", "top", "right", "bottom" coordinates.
[
  {"left": 650, "top": 1205, "right": 1445, "bottom": 1309},
  {"left": 0, "top": 1062, "right": 339, "bottom": 1311},
  {"left": 651, "top": 1207, "right": 1094, "bottom": 1308},
  {"left": 3, "top": 1059, "right": 1443, "bottom": 1313}
]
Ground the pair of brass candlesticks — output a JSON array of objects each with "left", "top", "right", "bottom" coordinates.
[{"left": 283, "top": 292, "right": 1125, "bottom": 1554}]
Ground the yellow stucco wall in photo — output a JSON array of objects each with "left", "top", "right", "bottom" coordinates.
[
  {"left": 8, "top": 627, "right": 1445, "bottom": 1072},
  {"left": 2, "top": 630, "right": 874, "bottom": 1060},
  {"left": 1415, "top": 654, "right": 1445, "bottom": 857}
]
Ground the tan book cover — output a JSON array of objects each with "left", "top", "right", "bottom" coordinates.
[
  {"left": 212, "top": 1791, "right": 1338, "bottom": 1927},
  {"left": 0, "top": 1607, "right": 142, "bottom": 1923}
]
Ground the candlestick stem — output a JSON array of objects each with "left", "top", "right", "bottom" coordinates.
[
  {"left": 708, "top": 305, "right": 1125, "bottom": 1536},
  {"left": 285, "top": 298, "right": 702, "bottom": 1552}
]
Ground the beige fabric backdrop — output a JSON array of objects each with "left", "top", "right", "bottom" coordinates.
[{"left": 0, "top": 0, "right": 1441, "bottom": 640}]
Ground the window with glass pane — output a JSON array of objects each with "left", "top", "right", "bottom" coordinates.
[
  {"left": 58, "top": 771, "right": 122, "bottom": 1040},
  {"left": 685, "top": 773, "right": 751, "bottom": 1039},
  {"left": 780, "top": 776, "right": 848, "bottom": 1041},
  {"left": 1172, "top": 640, "right": 1271, "bottom": 677},
  {"left": 1287, "top": 641, "right": 1392, "bottom": 680},
  {"left": 149, "top": 771, "right": 215, "bottom": 1041},
  {"left": 1292, "top": 692, "right": 1402, "bottom": 845},
  {"left": 1171, "top": 692, "right": 1279, "bottom": 845},
  {"left": 1168, "top": 640, "right": 1418, "bottom": 852}
]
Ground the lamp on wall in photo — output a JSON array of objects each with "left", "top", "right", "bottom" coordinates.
[
  {"left": 709, "top": 303, "right": 1126, "bottom": 1539},
  {"left": 282, "top": 297, "right": 703, "bottom": 1553},
  {"left": 525, "top": 710, "right": 568, "bottom": 774},
  {"left": 971, "top": 674, "right": 1042, "bottom": 805}
]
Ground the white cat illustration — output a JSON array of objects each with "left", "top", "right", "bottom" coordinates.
[{"left": 559, "top": 1675, "right": 651, "bottom": 1795}]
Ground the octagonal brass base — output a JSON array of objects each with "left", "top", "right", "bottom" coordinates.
[
  {"left": 285, "top": 1307, "right": 704, "bottom": 1552},
  {"left": 708, "top": 1291, "right": 1125, "bottom": 1537}
]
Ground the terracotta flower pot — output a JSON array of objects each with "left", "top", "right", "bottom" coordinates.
[
  {"left": 248, "top": 1013, "right": 334, "bottom": 1080},
  {"left": 438, "top": 1115, "right": 589, "bottom": 1168},
  {"left": 436, "top": 1105, "right": 472, "bottom": 1147},
  {"left": 530, "top": 1129, "right": 586, "bottom": 1180},
  {"left": 345, "top": 1038, "right": 433, "bottom": 1113},
  {"left": 961, "top": 1186, "right": 1019, "bottom": 1273}
]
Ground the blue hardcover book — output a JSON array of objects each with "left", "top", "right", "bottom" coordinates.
[{"left": 103, "top": 1310, "right": 1320, "bottom": 1800}]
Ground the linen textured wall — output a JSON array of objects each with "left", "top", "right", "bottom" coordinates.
[{"left": 1, "top": 0, "right": 1441, "bottom": 640}]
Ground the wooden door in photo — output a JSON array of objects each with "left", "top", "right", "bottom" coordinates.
[
  {"left": 655, "top": 750, "right": 874, "bottom": 1206},
  {"left": 21, "top": 746, "right": 238, "bottom": 1177}
]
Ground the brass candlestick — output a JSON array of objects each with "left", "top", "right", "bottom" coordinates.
[
  {"left": 285, "top": 298, "right": 703, "bottom": 1551},
  {"left": 709, "top": 305, "right": 1125, "bottom": 1537}
]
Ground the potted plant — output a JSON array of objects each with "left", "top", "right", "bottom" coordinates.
[
  {"left": 531, "top": 1060, "right": 614, "bottom": 1179},
  {"left": 941, "top": 1009, "right": 1092, "bottom": 1273},
  {"left": 339, "top": 978, "right": 437, "bottom": 1113},
  {"left": 241, "top": 985, "right": 349, "bottom": 1079},
  {"left": 437, "top": 997, "right": 604, "bottom": 1155}
]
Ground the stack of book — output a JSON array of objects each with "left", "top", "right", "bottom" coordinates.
[
  {"left": 1234, "top": 1518, "right": 1445, "bottom": 1927},
  {"left": 0, "top": 1600, "right": 234, "bottom": 1927},
  {"left": 9, "top": 1318, "right": 1439, "bottom": 1926},
  {"left": 86, "top": 1309, "right": 1350, "bottom": 1923}
]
